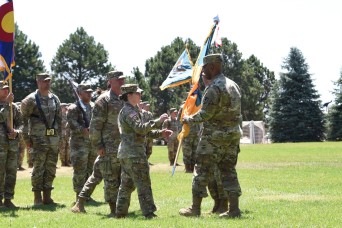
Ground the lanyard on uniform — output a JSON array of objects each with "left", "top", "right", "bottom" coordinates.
[{"left": 35, "top": 91, "right": 57, "bottom": 129}]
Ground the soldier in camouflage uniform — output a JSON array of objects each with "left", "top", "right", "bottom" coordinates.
[
  {"left": 72, "top": 71, "right": 125, "bottom": 216},
  {"left": 21, "top": 73, "right": 62, "bottom": 206},
  {"left": 59, "top": 103, "right": 71, "bottom": 166},
  {"left": 139, "top": 101, "right": 154, "bottom": 161},
  {"left": 163, "top": 108, "right": 179, "bottom": 166},
  {"left": 179, "top": 54, "right": 242, "bottom": 218},
  {"left": 116, "top": 84, "right": 171, "bottom": 219},
  {"left": 67, "top": 84, "right": 96, "bottom": 201},
  {"left": 178, "top": 105, "right": 201, "bottom": 173},
  {"left": 0, "top": 82, "right": 23, "bottom": 208},
  {"left": 14, "top": 102, "right": 25, "bottom": 171}
]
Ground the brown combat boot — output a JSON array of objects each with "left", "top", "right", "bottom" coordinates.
[
  {"left": 42, "top": 189, "right": 56, "bottom": 205},
  {"left": 211, "top": 199, "right": 220, "bottom": 213},
  {"left": 179, "top": 196, "right": 202, "bottom": 217},
  {"left": 220, "top": 194, "right": 241, "bottom": 218},
  {"left": 71, "top": 197, "right": 86, "bottom": 213},
  {"left": 108, "top": 202, "right": 116, "bottom": 217},
  {"left": 4, "top": 199, "right": 18, "bottom": 208},
  {"left": 185, "top": 164, "right": 192, "bottom": 173},
  {"left": 34, "top": 191, "right": 43, "bottom": 206},
  {"left": 216, "top": 199, "right": 228, "bottom": 214},
  {"left": 0, "top": 199, "right": 3, "bottom": 207}
]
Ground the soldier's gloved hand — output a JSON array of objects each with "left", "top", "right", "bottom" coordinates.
[{"left": 161, "top": 129, "right": 173, "bottom": 140}]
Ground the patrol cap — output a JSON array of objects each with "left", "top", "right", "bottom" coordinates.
[
  {"left": 169, "top": 108, "right": 177, "bottom": 113},
  {"left": 0, "top": 81, "right": 9, "bottom": 89},
  {"left": 107, "top": 70, "right": 126, "bottom": 80},
  {"left": 36, "top": 72, "right": 51, "bottom": 81},
  {"left": 202, "top": 54, "right": 223, "bottom": 66},
  {"left": 121, "top": 84, "right": 143, "bottom": 95},
  {"left": 77, "top": 83, "right": 93, "bottom": 92}
]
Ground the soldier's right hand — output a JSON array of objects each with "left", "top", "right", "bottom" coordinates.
[
  {"left": 159, "top": 113, "right": 168, "bottom": 123},
  {"left": 98, "top": 148, "right": 105, "bottom": 157},
  {"left": 161, "top": 129, "right": 173, "bottom": 140}
]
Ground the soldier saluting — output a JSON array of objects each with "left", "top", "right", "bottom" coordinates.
[{"left": 21, "top": 73, "right": 62, "bottom": 206}]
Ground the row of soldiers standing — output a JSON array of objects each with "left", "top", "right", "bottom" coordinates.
[{"left": 0, "top": 53, "right": 242, "bottom": 219}]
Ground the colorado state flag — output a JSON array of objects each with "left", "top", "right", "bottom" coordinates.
[
  {"left": 159, "top": 48, "right": 193, "bottom": 90},
  {"left": 0, "top": 0, "right": 15, "bottom": 80}
]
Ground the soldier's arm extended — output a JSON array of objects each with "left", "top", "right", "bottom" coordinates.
[
  {"left": 125, "top": 110, "right": 163, "bottom": 135},
  {"left": 66, "top": 104, "right": 84, "bottom": 134},
  {"left": 187, "top": 86, "right": 220, "bottom": 123},
  {"left": 20, "top": 96, "right": 35, "bottom": 145},
  {"left": 89, "top": 98, "right": 107, "bottom": 150}
]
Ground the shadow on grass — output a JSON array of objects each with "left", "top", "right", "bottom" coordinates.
[
  {"left": 15, "top": 203, "right": 66, "bottom": 212},
  {"left": 85, "top": 200, "right": 106, "bottom": 207},
  {"left": 95, "top": 211, "right": 145, "bottom": 220}
]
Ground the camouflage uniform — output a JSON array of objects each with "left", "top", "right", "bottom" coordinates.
[
  {"left": 86, "top": 89, "right": 123, "bottom": 204},
  {"left": 17, "top": 135, "right": 26, "bottom": 169},
  {"left": 182, "top": 122, "right": 200, "bottom": 170},
  {"left": 0, "top": 101, "right": 23, "bottom": 202},
  {"left": 116, "top": 86, "right": 163, "bottom": 217},
  {"left": 141, "top": 109, "right": 154, "bottom": 159},
  {"left": 162, "top": 114, "right": 179, "bottom": 165},
  {"left": 59, "top": 105, "right": 71, "bottom": 166},
  {"left": 180, "top": 54, "right": 242, "bottom": 217},
  {"left": 185, "top": 72, "right": 242, "bottom": 213},
  {"left": 21, "top": 89, "right": 62, "bottom": 193},
  {"left": 67, "top": 99, "right": 95, "bottom": 194}
]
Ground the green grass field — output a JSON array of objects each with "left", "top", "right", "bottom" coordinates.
[{"left": 1, "top": 142, "right": 342, "bottom": 227}]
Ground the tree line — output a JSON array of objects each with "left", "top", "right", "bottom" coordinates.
[{"left": 7, "top": 25, "right": 342, "bottom": 142}]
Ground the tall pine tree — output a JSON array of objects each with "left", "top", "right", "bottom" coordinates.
[
  {"left": 269, "top": 47, "right": 325, "bottom": 142},
  {"left": 11, "top": 24, "right": 46, "bottom": 101},
  {"left": 326, "top": 70, "right": 342, "bottom": 140}
]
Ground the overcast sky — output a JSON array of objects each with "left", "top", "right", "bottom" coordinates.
[{"left": 14, "top": 0, "right": 342, "bottom": 103}]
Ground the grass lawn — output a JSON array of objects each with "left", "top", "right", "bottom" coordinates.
[{"left": 1, "top": 142, "right": 342, "bottom": 227}]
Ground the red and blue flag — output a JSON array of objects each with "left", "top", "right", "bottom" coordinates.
[{"left": 0, "top": 0, "right": 15, "bottom": 80}]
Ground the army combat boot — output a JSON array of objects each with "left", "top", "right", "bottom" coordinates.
[
  {"left": 0, "top": 199, "right": 3, "bottom": 207},
  {"left": 220, "top": 194, "right": 241, "bottom": 218},
  {"left": 179, "top": 196, "right": 202, "bottom": 217},
  {"left": 108, "top": 202, "right": 116, "bottom": 217},
  {"left": 42, "top": 189, "right": 56, "bottom": 205},
  {"left": 185, "top": 164, "right": 192, "bottom": 173},
  {"left": 4, "top": 199, "right": 18, "bottom": 208},
  {"left": 34, "top": 191, "right": 43, "bottom": 206},
  {"left": 71, "top": 198, "right": 86, "bottom": 213},
  {"left": 211, "top": 199, "right": 220, "bottom": 213},
  {"left": 216, "top": 199, "right": 228, "bottom": 214}
]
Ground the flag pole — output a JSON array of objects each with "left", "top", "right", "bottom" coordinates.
[
  {"left": 171, "top": 138, "right": 183, "bottom": 176},
  {"left": 8, "top": 76, "right": 13, "bottom": 129}
]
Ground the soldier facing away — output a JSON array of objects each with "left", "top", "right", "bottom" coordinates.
[
  {"left": 72, "top": 70, "right": 125, "bottom": 216},
  {"left": 0, "top": 82, "right": 23, "bottom": 208},
  {"left": 163, "top": 108, "right": 179, "bottom": 166},
  {"left": 115, "top": 84, "right": 172, "bottom": 219},
  {"left": 67, "top": 84, "right": 95, "bottom": 202},
  {"left": 179, "top": 54, "right": 242, "bottom": 218},
  {"left": 21, "top": 72, "right": 62, "bottom": 206},
  {"left": 59, "top": 103, "right": 71, "bottom": 166}
]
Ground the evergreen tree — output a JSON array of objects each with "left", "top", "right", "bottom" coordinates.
[
  {"left": 50, "top": 27, "right": 113, "bottom": 103},
  {"left": 11, "top": 24, "right": 46, "bottom": 101},
  {"left": 326, "top": 71, "right": 342, "bottom": 140},
  {"left": 212, "top": 38, "right": 275, "bottom": 121},
  {"left": 269, "top": 47, "right": 325, "bottom": 142}
]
